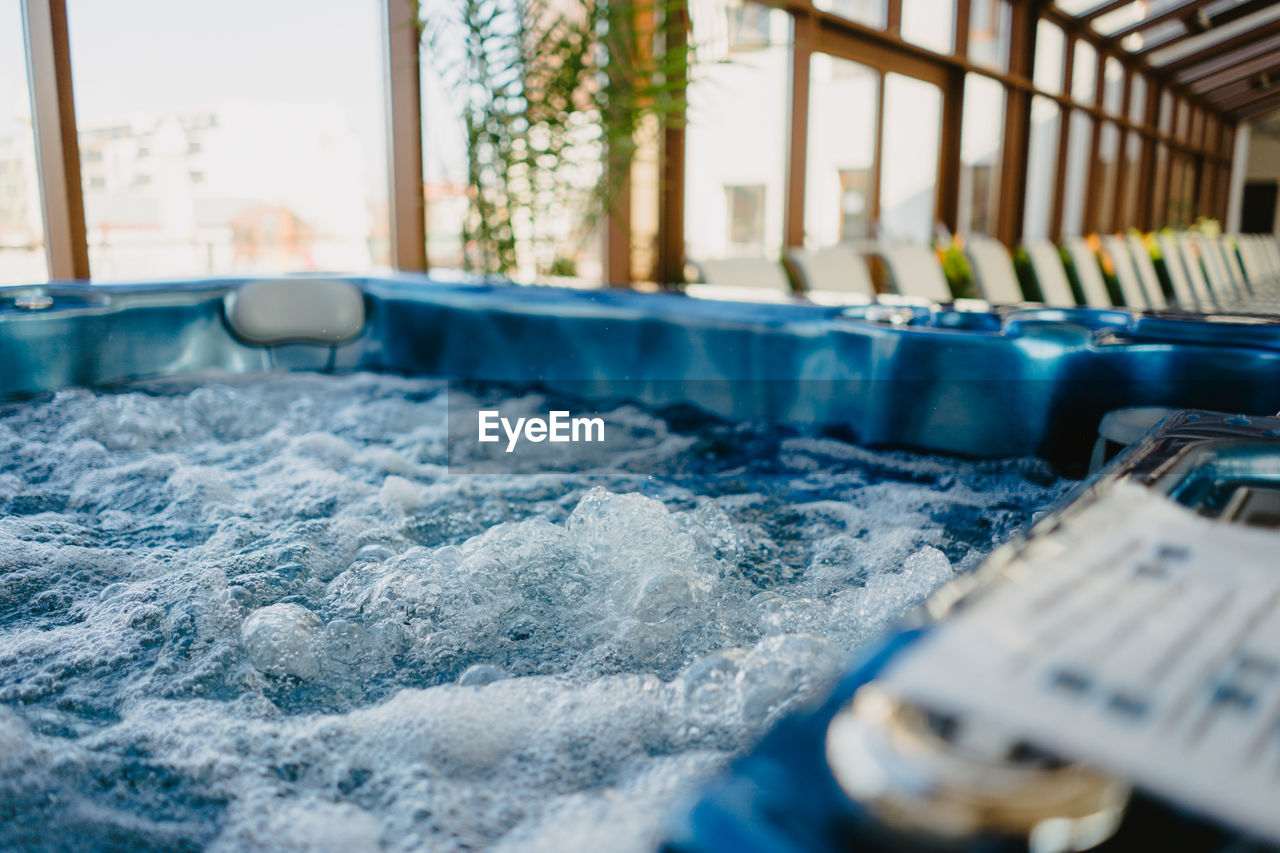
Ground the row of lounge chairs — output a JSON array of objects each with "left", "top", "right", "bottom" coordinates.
[{"left": 685, "top": 232, "right": 1280, "bottom": 315}]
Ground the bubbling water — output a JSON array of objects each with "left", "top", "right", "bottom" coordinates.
[{"left": 0, "top": 371, "right": 1068, "bottom": 851}]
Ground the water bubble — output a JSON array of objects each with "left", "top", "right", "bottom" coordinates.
[
  {"left": 458, "top": 664, "right": 507, "bottom": 686},
  {"left": 325, "top": 618, "right": 370, "bottom": 665},
  {"left": 240, "top": 603, "right": 325, "bottom": 680},
  {"left": 99, "top": 582, "right": 128, "bottom": 602},
  {"left": 353, "top": 543, "right": 396, "bottom": 565},
  {"left": 633, "top": 572, "right": 694, "bottom": 625}
]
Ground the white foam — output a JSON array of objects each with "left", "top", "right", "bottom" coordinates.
[{"left": 0, "top": 370, "right": 1069, "bottom": 850}]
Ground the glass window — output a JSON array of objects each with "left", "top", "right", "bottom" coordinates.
[
  {"left": 1175, "top": 99, "right": 1190, "bottom": 140},
  {"left": 685, "top": 2, "right": 791, "bottom": 262},
  {"left": 815, "top": 0, "right": 887, "bottom": 30},
  {"left": 627, "top": 116, "right": 661, "bottom": 284},
  {"left": 805, "top": 55, "right": 879, "bottom": 247},
  {"left": 1204, "top": 117, "right": 1219, "bottom": 154},
  {"left": 66, "top": 0, "right": 389, "bottom": 280},
  {"left": 727, "top": 1, "right": 775, "bottom": 49},
  {"left": 1102, "top": 57, "right": 1125, "bottom": 115},
  {"left": 1033, "top": 20, "right": 1065, "bottom": 95},
  {"left": 880, "top": 73, "right": 942, "bottom": 243},
  {"left": 1165, "top": 155, "right": 1183, "bottom": 226},
  {"left": 1167, "top": 155, "right": 1196, "bottom": 226},
  {"left": 959, "top": 74, "right": 1005, "bottom": 237},
  {"left": 1128, "top": 74, "right": 1147, "bottom": 125},
  {"left": 901, "top": 0, "right": 955, "bottom": 54},
  {"left": 1183, "top": 159, "right": 1198, "bottom": 222},
  {"left": 0, "top": 4, "right": 47, "bottom": 284},
  {"left": 726, "top": 185, "right": 766, "bottom": 249},
  {"left": 1134, "top": 19, "right": 1181, "bottom": 53},
  {"left": 1158, "top": 90, "right": 1173, "bottom": 135},
  {"left": 1120, "top": 131, "right": 1141, "bottom": 227},
  {"left": 1148, "top": 3, "right": 1280, "bottom": 69},
  {"left": 1023, "top": 95, "right": 1060, "bottom": 240},
  {"left": 1096, "top": 122, "right": 1120, "bottom": 233},
  {"left": 1071, "top": 39, "right": 1096, "bottom": 106},
  {"left": 1200, "top": 162, "right": 1217, "bottom": 218},
  {"left": 1091, "top": 0, "right": 1145, "bottom": 36},
  {"left": 968, "top": 0, "right": 1011, "bottom": 72},
  {"left": 1152, "top": 143, "right": 1169, "bottom": 226},
  {"left": 425, "top": 0, "right": 607, "bottom": 282},
  {"left": 421, "top": 46, "right": 468, "bottom": 270},
  {"left": 1061, "top": 111, "right": 1092, "bottom": 237}
]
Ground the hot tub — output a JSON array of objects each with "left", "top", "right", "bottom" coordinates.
[
  {"left": 5, "top": 274, "right": 1280, "bottom": 468},
  {"left": 1, "top": 275, "right": 1279, "bottom": 851}
]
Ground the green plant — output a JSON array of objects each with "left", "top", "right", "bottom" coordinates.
[
  {"left": 1011, "top": 247, "right": 1041, "bottom": 302},
  {"left": 938, "top": 239, "right": 978, "bottom": 300},
  {"left": 419, "top": 0, "right": 690, "bottom": 280}
]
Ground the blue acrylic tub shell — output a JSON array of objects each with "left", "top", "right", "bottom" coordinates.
[{"left": 3, "top": 274, "right": 1280, "bottom": 468}]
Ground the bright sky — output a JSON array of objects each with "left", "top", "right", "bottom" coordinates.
[{"left": 0, "top": 0, "right": 391, "bottom": 186}]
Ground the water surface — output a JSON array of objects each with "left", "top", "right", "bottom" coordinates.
[{"left": 0, "top": 371, "right": 1068, "bottom": 851}]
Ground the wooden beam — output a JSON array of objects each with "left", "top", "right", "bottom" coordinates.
[
  {"left": 383, "top": 0, "right": 426, "bottom": 271},
  {"left": 1207, "top": 73, "right": 1280, "bottom": 113},
  {"left": 939, "top": 67, "right": 965, "bottom": 235},
  {"left": 813, "top": 16, "right": 950, "bottom": 85},
  {"left": 1233, "top": 91, "right": 1280, "bottom": 122},
  {"left": 1137, "top": 78, "right": 1160, "bottom": 229},
  {"left": 996, "top": 0, "right": 1036, "bottom": 245},
  {"left": 1106, "top": 0, "right": 1211, "bottom": 41},
  {"left": 1195, "top": 56, "right": 1280, "bottom": 100},
  {"left": 1176, "top": 30, "right": 1280, "bottom": 86},
  {"left": 1159, "top": 16, "right": 1280, "bottom": 77},
  {"left": 1083, "top": 47, "right": 1107, "bottom": 234},
  {"left": 603, "top": 1, "right": 656, "bottom": 288},
  {"left": 655, "top": 2, "right": 687, "bottom": 288},
  {"left": 1235, "top": 89, "right": 1280, "bottom": 122},
  {"left": 1076, "top": 0, "right": 1133, "bottom": 25},
  {"left": 1113, "top": 65, "right": 1133, "bottom": 228},
  {"left": 1134, "top": 0, "right": 1279, "bottom": 59},
  {"left": 604, "top": 175, "right": 632, "bottom": 286},
  {"left": 783, "top": 12, "right": 813, "bottom": 250},
  {"left": 871, "top": 72, "right": 886, "bottom": 227},
  {"left": 22, "top": 0, "right": 88, "bottom": 281},
  {"left": 1050, "top": 36, "right": 1076, "bottom": 239},
  {"left": 954, "top": 0, "right": 972, "bottom": 58},
  {"left": 1040, "top": 3, "right": 1232, "bottom": 149}
]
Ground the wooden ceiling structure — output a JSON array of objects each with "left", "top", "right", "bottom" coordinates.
[{"left": 1049, "top": 0, "right": 1280, "bottom": 123}]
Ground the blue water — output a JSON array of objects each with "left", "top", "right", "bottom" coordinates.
[{"left": 0, "top": 371, "right": 1068, "bottom": 851}]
